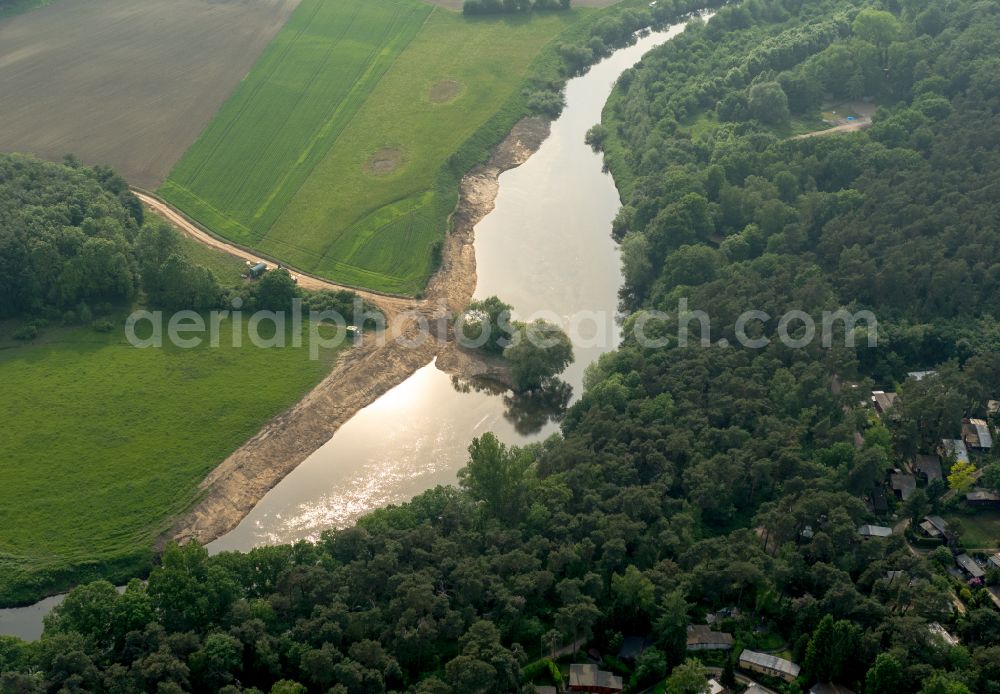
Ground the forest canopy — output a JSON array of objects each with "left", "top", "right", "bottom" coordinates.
[{"left": 4, "top": 0, "right": 1000, "bottom": 693}]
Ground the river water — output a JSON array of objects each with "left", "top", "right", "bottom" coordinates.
[
  {"left": 0, "top": 18, "right": 694, "bottom": 640},
  {"left": 208, "top": 20, "right": 690, "bottom": 552}
]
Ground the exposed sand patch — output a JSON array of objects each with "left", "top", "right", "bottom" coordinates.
[
  {"left": 163, "top": 116, "right": 551, "bottom": 547},
  {"left": 429, "top": 79, "right": 462, "bottom": 103}
]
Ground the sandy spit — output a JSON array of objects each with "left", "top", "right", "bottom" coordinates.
[{"left": 160, "top": 117, "right": 551, "bottom": 546}]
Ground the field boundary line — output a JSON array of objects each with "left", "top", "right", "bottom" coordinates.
[
  {"left": 259, "top": 1, "right": 437, "bottom": 253},
  {"left": 131, "top": 187, "right": 418, "bottom": 302}
]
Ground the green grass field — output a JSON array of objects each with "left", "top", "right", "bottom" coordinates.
[
  {"left": 161, "top": 0, "right": 586, "bottom": 295},
  {"left": 0, "top": 306, "right": 344, "bottom": 605},
  {"left": 947, "top": 510, "right": 1000, "bottom": 550},
  {"left": 174, "top": 231, "right": 249, "bottom": 286}
]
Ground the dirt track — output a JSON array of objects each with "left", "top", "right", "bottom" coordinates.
[
  {"left": 134, "top": 192, "right": 418, "bottom": 322},
  {"left": 159, "top": 117, "right": 551, "bottom": 546},
  {"left": 791, "top": 118, "right": 872, "bottom": 139}
]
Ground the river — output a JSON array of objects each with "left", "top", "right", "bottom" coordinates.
[{"left": 0, "top": 17, "right": 696, "bottom": 640}]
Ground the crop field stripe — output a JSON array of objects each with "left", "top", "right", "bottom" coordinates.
[
  {"left": 239, "top": 1, "right": 366, "bottom": 211},
  {"left": 162, "top": 0, "right": 433, "bottom": 249},
  {"left": 249, "top": 2, "right": 432, "bottom": 237},
  {"left": 163, "top": 0, "right": 594, "bottom": 295},
  {"left": 206, "top": 1, "right": 364, "bottom": 218},
  {"left": 251, "top": 2, "right": 424, "bottom": 226},
  {"left": 181, "top": 0, "right": 328, "bottom": 187}
]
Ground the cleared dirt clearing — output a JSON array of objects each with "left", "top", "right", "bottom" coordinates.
[{"left": 0, "top": 0, "right": 300, "bottom": 188}]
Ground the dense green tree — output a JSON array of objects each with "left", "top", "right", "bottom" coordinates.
[
  {"left": 255, "top": 267, "right": 297, "bottom": 313},
  {"left": 462, "top": 296, "right": 514, "bottom": 355},
  {"left": 665, "top": 658, "right": 708, "bottom": 694},
  {"left": 504, "top": 320, "right": 573, "bottom": 391},
  {"left": 747, "top": 81, "right": 791, "bottom": 123}
]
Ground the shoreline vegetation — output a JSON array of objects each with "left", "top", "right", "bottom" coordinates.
[
  {"left": 5, "top": 0, "right": 1000, "bottom": 692},
  {"left": 162, "top": 0, "right": 729, "bottom": 558},
  {"left": 0, "top": 0, "right": 722, "bottom": 608}
]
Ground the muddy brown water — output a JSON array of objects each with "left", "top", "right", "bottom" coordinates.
[{"left": 0, "top": 19, "right": 697, "bottom": 640}]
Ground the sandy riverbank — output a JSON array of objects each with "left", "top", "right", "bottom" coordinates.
[{"left": 163, "top": 116, "right": 551, "bottom": 546}]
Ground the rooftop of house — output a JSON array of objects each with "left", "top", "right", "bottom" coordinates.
[
  {"left": 858, "top": 524, "right": 893, "bottom": 537},
  {"left": 956, "top": 553, "right": 985, "bottom": 578},
  {"left": 941, "top": 439, "right": 971, "bottom": 463},
  {"left": 890, "top": 472, "right": 916, "bottom": 499},
  {"left": 568, "top": 664, "right": 623, "bottom": 692},
  {"left": 966, "top": 489, "right": 1000, "bottom": 502},
  {"left": 963, "top": 418, "right": 994, "bottom": 448},
  {"left": 926, "top": 515, "right": 949, "bottom": 533},
  {"left": 914, "top": 454, "right": 943, "bottom": 480},
  {"left": 738, "top": 649, "right": 801, "bottom": 678},
  {"left": 686, "top": 625, "right": 734, "bottom": 647},
  {"left": 871, "top": 390, "right": 897, "bottom": 412},
  {"left": 928, "top": 622, "right": 960, "bottom": 647}
]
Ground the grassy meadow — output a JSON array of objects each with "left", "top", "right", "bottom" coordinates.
[
  {"left": 0, "top": 232, "right": 347, "bottom": 603},
  {"left": 161, "top": 0, "right": 590, "bottom": 295}
]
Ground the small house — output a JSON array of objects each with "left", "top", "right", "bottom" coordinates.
[
  {"left": 962, "top": 418, "right": 993, "bottom": 450},
  {"left": 914, "top": 454, "right": 943, "bottom": 482},
  {"left": 965, "top": 489, "right": 1000, "bottom": 508},
  {"left": 568, "top": 664, "right": 623, "bottom": 694},
  {"left": 707, "top": 679, "right": 726, "bottom": 694},
  {"left": 919, "top": 515, "right": 949, "bottom": 540},
  {"left": 956, "top": 553, "right": 985, "bottom": 579},
  {"left": 534, "top": 687, "right": 557, "bottom": 694},
  {"left": 871, "top": 391, "right": 897, "bottom": 415},
  {"left": 686, "top": 625, "right": 734, "bottom": 651},
  {"left": 248, "top": 261, "right": 268, "bottom": 279},
  {"left": 738, "top": 649, "right": 801, "bottom": 683},
  {"left": 940, "top": 439, "right": 970, "bottom": 464},
  {"left": 988, "top": 553, "right": 1000, "bottom": 571},
  {"left": 858, "top": 524, "right": 892, "bottom": 538},
  {"left": 890, "top": 472, "right": 916, "bottom": 501}
]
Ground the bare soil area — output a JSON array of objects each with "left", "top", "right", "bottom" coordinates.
[
  {"left": 429, "top": 79, "right": 462, "bottom": 103},
  {"left": 366, "top": 147, "right": 406, "bottom": 175},
  {"left": 0, "top": 0, "right": 300, "bottom": 188},
  {"left": 164, "top": 117, "right": 551, "bottom": 545}
]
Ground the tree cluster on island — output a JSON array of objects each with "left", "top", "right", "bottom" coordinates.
[{"left": 460, "top": 295, "right": 573, "bottom": 393}]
